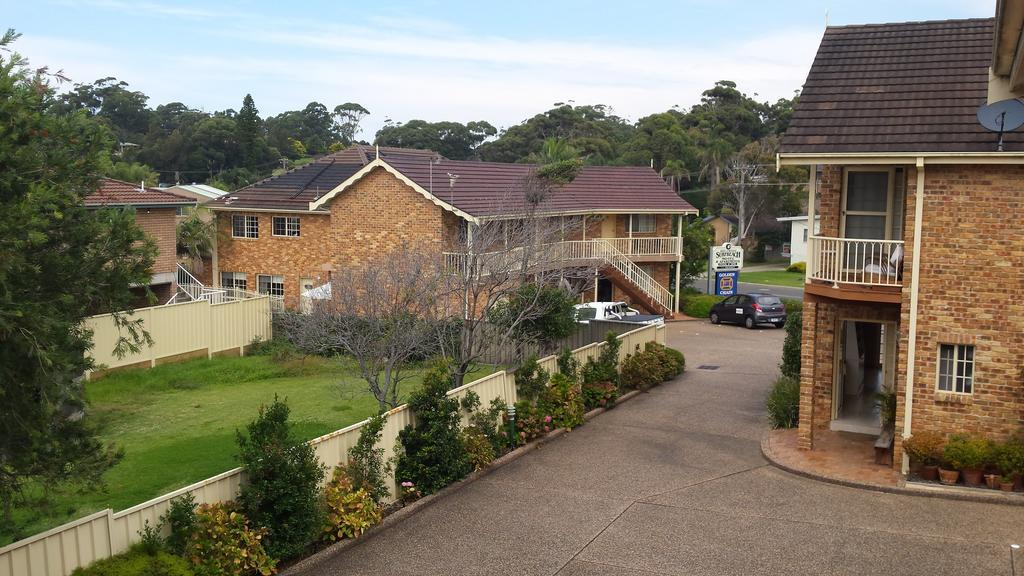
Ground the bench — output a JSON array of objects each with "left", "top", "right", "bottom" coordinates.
[{"left": 874, "top": 429, "right": 894, "bottom": 465}]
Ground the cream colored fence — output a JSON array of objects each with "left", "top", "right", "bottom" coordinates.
[
  {"left": 84, "top": 297, "right": 273, "bottom": 379},
  {"left": 0, "top": 324, "right": 664, "bottom": 576}
]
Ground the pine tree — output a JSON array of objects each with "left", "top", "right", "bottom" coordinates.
[{"left": 237, "top": 93, "right": 262, "bottom": 170}]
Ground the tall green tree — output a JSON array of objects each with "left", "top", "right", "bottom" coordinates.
[
  {"left": 374, "top": 119, "right": 496, "bottom": 160},
  {"left": 333, "top": 102, "right": 370, "bottom": 145},
  {"left": 236, "top": 94, "right": 263, "bottom": 170},
  {"left": 0, "top": 30, "right": 156, "bottom": 535}
]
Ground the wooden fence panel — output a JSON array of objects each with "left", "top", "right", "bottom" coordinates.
[{"left": 1, "top": 325, "right": 659, "bottom": 576}]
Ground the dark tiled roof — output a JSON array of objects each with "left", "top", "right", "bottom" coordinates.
[
  {"left": 781, "top": 18, "right": 1024, "bottom": 154},
  {"left": 209, "top": 145, "right": 438, "bottom": 211},
  {"left": 384, "top": 156, "right": 698, "bottom": 218},
  {"left": 85, "top": 178, "right": 195, "bottom": 207}
]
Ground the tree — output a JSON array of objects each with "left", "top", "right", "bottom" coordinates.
[
  {"left": 236, "top": 94, "right": 263, "bottom": 170},
  {"left": 333, "top": 102, "right": 370, "bottom": 145},
  {"left": 524, "top": 137, "right": 581, "bottom": 164},
  {"left": 374, "top": 119, "right": 496, "bottom": 160},
  {"left": 478, "top": 103, "right": 633, "bottom": 164},
  {"left": 176, "top": 208, "right": 216, "bottom": 273},
  {"left": 0, "top": 30, "right": 155, "bottom": 535},
  {"left": 674, "top": 218, "right": 714, "bottom": 290},
  {"left": 276, "top": 246, "right": 443, "bottom": 412},
  {"left": 56, "top": 77, "right": 153, "bottom": 144},
  {"left": 102, "top": 160, "right": 159, "bottom": 187},
  {"left": 488, "top": 283, "right": 578, "bottom": 353},
  {"left": 300, "top": 101, "right": 336, "bottom": 154}
]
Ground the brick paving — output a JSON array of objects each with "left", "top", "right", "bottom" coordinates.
[{"left": 764, "top": 428, "right": 900, "bottom": 487}]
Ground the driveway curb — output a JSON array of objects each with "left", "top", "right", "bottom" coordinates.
[
  {"left": 760, "top": 435, "right": 1024, "bottom": 507},
  {"left": 282, "top": 389, "right": 645, "bottom": 575}
]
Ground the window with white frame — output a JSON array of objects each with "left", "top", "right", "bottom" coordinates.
[
  {"left": 257, "top": 274, "right": 285, "bottom": 298},
  {"left": 220, "top": 272, "right": 246, "bottom": 291},
  {"left": 938, "top": 343, "right": 974, "bottom": 394},
  {"left": 272, "top": 216, "right": 300, "bottom": 237},
  {"left": 232, "top": 214, "right": 259, "bottom": 238},
  {"left": 629, "top": 214, "right": 656, "bottom": 233}
]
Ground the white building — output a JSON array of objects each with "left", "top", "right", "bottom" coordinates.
[{"left": 776, "top": 215, "right": 820, "bottom": 265}]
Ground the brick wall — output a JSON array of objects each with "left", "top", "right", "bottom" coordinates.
[
  {"left": 134, "top": 208, "right": 178, "bottom": 277},
  {"left": 215, "top": 167, "right": 452, "bottom": 309}
]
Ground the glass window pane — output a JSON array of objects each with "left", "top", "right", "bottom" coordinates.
[
  {"left": 846, "top": 172, "right": 889, "bottom": 211},
  {"left": 844, "top": 215, "right": 886, "bottom": 240}
]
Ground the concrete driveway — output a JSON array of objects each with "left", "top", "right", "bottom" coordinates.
[{"left": 298, "top": 322, "right": 1024, "bottom": 576}]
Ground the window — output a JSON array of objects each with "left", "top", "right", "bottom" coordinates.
[
  {"left": 175, "top": 206, "right": 188, "bottom": 217},
  {"left": 221, "top": 272, "right": 246, "bottom": 290},
  {"left": 257, "top": 274, "right": 285, "bottom": 298},
  {"left": 232, "top": 214, "right": 259, "bottom": 238},
  {"left": 629, "top": 214, "right": 656, "bottom": 233},
  {"left": 938, "top": 344, "right": 974, "bottom": 394},
  {"left": 272, "top": 216, "right": 300, "bottom": 237},
  {"left": 802, "top": 228, "right": 808, "bottom": 242},
  {"left": 576, "top": 307, "right": 596, "bottom": 321}
]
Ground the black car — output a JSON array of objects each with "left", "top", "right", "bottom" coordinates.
[{"left": 709, "top": 293, "right": 787, "bottom": 329}]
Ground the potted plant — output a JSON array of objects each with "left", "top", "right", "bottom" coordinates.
[
  {"left": 999, "top": 475, "right": 1016, "bottom": 492},
  {"left": 943, "top": 434, "right": 991, "bottom": 487},
  {"left": 902, "top": 431, "right": 944, "bottom": 481},
  {"left": 993, "top": 436, "right": 1024, "bottom": 492}
]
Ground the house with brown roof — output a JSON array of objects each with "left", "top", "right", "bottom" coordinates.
[
  {"left": 208, "top": 146, "right": 698, "bottom": 314},
  {"left": 85, "top": 178, "right": 196, "bottom": 303},
  {"left": 779, "top": 9, "right": 1024, "bottom": 474}
]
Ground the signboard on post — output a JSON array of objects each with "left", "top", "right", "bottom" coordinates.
[
  {"left": 710, "top": 243, "right": 744, "bottom": 271},
  {"left": 715, "top": 270, "right": 738, "bottom": 296}
]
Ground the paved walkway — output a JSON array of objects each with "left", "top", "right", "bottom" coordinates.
[{"left": 299, "top": 323, "right": 1024, "bottom": 576}]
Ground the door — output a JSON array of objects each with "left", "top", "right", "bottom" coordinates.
[
  {"left": 719, "top": 295, "right": 739, "bottom": 322},
  {"left": 597, "top": 278, "right": 613, "bottom": 301},
  {"left": 299, "top": 277, "right": 315, "bottom": 313},
  {"left": 841, "top": 170, "right": 892, "bottom": 272},
  {"left": 833, "top": 320, "right": 848, "bottom": 419}
]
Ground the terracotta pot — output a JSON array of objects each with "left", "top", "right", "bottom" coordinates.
[
  {"left": 962, "top": 469, "right": 984, "bottom": 487},
  {"left": 919, "top": 465, "right": 939, "bottom": 481},
  {"left": 1015, "top": 476, "right": 1024, "bottom": 491},
  {"left": 938, "top": 468, "right": 960, "bottom": 485},
  {"left": 984, "top": 474, "right": 999, "bottom": 489},
  {"left": 999, "top": 481, "right": 1016, "bottom": 492}
]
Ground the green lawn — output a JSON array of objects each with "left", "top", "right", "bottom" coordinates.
[
  {"left": 740, "top": 270, "right": 805, "bottom": 288},
  {"left": 3, "top": 354, "right": 495, "bottom": 545}
]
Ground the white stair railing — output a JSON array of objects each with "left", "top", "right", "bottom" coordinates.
[{"left": 172, "top": 263, "right": 231, "bottom": 304}]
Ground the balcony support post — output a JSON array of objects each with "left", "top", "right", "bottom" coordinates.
[
  {"left": 674, "top": 215, "right": 682, "bottom": 315},
  {"left": 902, "top": 158, "right": 926, "bottom": 474},
  {"left": 806, "top": 166, "right": 816, "bottom": 284}
]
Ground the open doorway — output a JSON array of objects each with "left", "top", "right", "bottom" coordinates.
[{"left": 831, "top": 319, "right": 895, "bottom": 435}]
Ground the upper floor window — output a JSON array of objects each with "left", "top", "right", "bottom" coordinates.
[
  {"left": 272, "top": 216, "right": 300, "bottom": 237},
  {"left": 630, "top": 214, "right": 656, "bottom": 234},
  {"left": 257, "top": 274, "right": 285, "bottom": 298},
  {"left": 221, "top": 272, "right": 247, "bottom": 290},
  {"left": 938, "top": 343, "right": 974, "bottom": 394},
  {"left": 232, "top": 214, "right": 259, "bottom": 238}
]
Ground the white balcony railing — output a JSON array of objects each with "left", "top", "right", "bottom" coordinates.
[
  {"left": 602, "top": 237, "right": 679, "bottom": 257},
  {"left": 808, "top": 236, "right": 905, "bottom": 288}
]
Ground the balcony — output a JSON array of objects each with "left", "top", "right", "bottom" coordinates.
[
  {"left": 806, "top": 236, "right": 904, "bottom": 303},
  {"left": 600, "top": 237, "right": 680, "bottom": 261}
]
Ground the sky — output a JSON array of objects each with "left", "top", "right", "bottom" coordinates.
[{"left": 5, "top": 0, "right": 996, "bottom": 138}]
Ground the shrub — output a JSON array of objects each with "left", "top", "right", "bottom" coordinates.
[
  {"left": 394, "top": 364, "right": 471, "bottom": 495},
  {"left": 163, "top": 493, "right": 197, "bottom": 556},
  {"left": 461, "top": 392, "right": 507, "bottom": 452},
  {"left": 902, "top": 431, "right": 945, "bottom": 466},
  {"left": 943, "top": 434, "right": 992, "bottom": 471},
  {"left": 320, "top": 467, "right": 381, "bottom": 542},
  {"left": 782, "top": 298, "right": 803, "bottom": 316},
  {"left": 237, "top": 397, "right": 325, "bottom": 560},
  {"left": 619, "top": 346, "right": 662, "bottom": 391},
  {"left": 247, "top": 337, "right": 300, "bottom": 362},
  {"left": 779, "top": 309, "right": 802, "bottom": 379},
  {"left": 185, "top": 503, "right": 275, "bottom": 576},
  {"left": 71, "top": 544, "right": 194, "bottom": 576},
  {"left": 643, "top": 342, "right": 685, "bottom": 380},
  {"left": 766, "top": 376, "right": 800, "bottom": 429},
  {"left": 339, "top": 414, "right": 389, "bottom": 505},
  {"left": 557, "top": 349, "right": 580, "bottom": 380},
  {"left": 993, "top": 436, "right": 1024, "bottom": 477},
  {"left": 543, "top": 372, "right": 585, "bottom": 430},
  {"left": 682, "top": 294, "right": 723, "bottom": 319},
  {"left": 875, "top": 388, "right": 897, "bottom": 431},
  {"left": 513, "top": 356, "right": 550, "bottom": 403},
  {"left": 460, "top": 427, "right": 496, "bottom": 471},
  {"left": 582, "top": 380, "right": 618, "bottom": 411},
  {"left": 581, "top": 332, "right": 621, "bottom": 388},
  {"left": 512, "top": 400, "right": 550, "bottom": 444},
  {"left": 786, "top": 261, "right": 806, "bottom": 274}
]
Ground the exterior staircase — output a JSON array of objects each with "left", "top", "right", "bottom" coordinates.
[{"left": 166, "top": 263, "right": 234, "bottom": 305}]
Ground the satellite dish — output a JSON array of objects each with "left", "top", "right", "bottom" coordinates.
[{"left": 976, "top": 99, "right": 1024, "bottom": 151}]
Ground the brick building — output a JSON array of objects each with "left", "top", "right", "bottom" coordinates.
[
  {"left": 84, "top": 178, "right": 196, "bottom": 303},
  {"left": 779, "top": 13, "right": 1024, "bottom": 472},
  {"left": 208, "top": 145, "right": 697, "bottom": 314}
]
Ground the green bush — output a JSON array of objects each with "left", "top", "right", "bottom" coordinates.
[
  {"left": 943, "top": 434, "right": 992, "bottom": 471},
  {"left": 682, "top": 294, "right": 723, "bottom": 319},
  {"left": 643, "top": 342, "right": 685, "bottom": 380},
  {"left": 786, "top": 261, "right": 806, "bottom": 274},
  {"left": 544, "top": 372, "right": 585, "bottom": 430},
  {"left": 902, "top": 431, "right": 945, "bottom": 466},
  {"left": 557, "top": 349, "right": 580, "bottom": 380},
  {"left": 237, "top": 397, "right": 326, "bottom": 560},
  {"left": 460, "top": 426, "right": 496, "bottom": 471},
  {"left": 782, "top": 298, "right": 803, "bottom": 316},
  {"left": 619, "top": 345, "right": 662, "bottom": 391},
  {"left": 394, "top": 364, "right": 471, "bottom": 495},
  {"left": 512, "top": 400, "right": 550, "bottom": 444},
  {"left": 320, "top": 467, "right": 381, "bottom": 542},
  {"left": 339, "top": 413, "right": 389, "bottom": 505},
  {"left": 461, "top": 391, "right": 508, "bottom": 453},
  {"left": 582, "top": 380, "right": 618, "bottom": 411},
  {"left": 185, "top": 502, "right": 275, "bottom": 576},
  {"left": 581, "top": 332, "right": 621, "bottom": 388},
  {"left": 993, "top": 436, "right": 1024, "bottom": 477},
  {"left": 779, "top": 310, "right": 802, "bottom": 379},
  {"left": 163, "top": 493, "right": 197, "bottom": 556},
  {"left": 513, "top": 356, "right": 550, "bottom": 403},
  {"left": 766, "top": 376, "right": 800, "bottom": 429},
  {"left": 71, "top": 545, "right": 194, "bottom": 576}
]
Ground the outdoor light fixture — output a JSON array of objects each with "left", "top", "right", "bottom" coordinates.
[
  {"left": 1011, "top": 544, "right": 1020, "bottom": 576},
  {"left": 506, "top": 404, "right": 516, "bottom": 447}
]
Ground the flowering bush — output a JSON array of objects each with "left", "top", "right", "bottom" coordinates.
[
  {"left": 321, "top": 468, "right": 381, "bottom": 542},
  {"left": 460, "top": 426, "right": 496, "bottom": 471},
  {"left": 544, "top": 372, "right": 585, "bottom": 430},
  {"left": 619, "top": 346, "right": 663, "bottom": 391},
  {"left": 512, "top": 400, "right": 550, "bottom": 445},
  {"left": 582, "top": 380, "right": 618, "bottom": 411},
  {"left": 399, "top": 481, "right": 422, "bottom": 505},
  {"left": 185, "top": 502, "right": 276, "bottom": 576}
]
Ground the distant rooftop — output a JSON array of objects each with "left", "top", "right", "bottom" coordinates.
[{"left": 85, "top": 178, "right": 195, "bottom": 207}]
